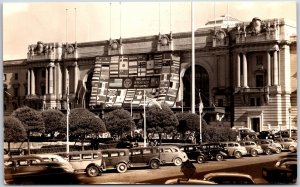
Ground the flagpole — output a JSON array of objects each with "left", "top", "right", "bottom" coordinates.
[
  {"left": 143, "top": 90, "right": 147, "bottom": 147},
  {"left": 199, "top": 89, "right": 202, "bottom": 144},
  {"left": 191, "top": 1, "right": 195, "bottom": 114},
  {"left": 66, "top": 86, "right": 70, "bottom": 154}
]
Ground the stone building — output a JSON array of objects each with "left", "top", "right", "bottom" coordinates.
[{"left": 3, "top": 16, "right": 297, "bottom": 131}]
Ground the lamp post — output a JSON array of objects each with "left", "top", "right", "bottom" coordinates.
[
  {"left": 66, "top": 87, "right": 70, "bottom": 154},
  {"left": 143, "top": 90, "right": 147, "bottom": 147},
  {"left": 131, "top": 99, "right": 133, "bottom": 137},
  {"left": 288, "top": 108, "right": 291, "bottom": 138}
]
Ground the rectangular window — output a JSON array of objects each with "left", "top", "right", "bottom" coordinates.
[
  {"left": 111, "top": 153, "right": 118, "bottom": 157},
  {"left": 15, "top": 73, "right": 18, "bottom": 80},
  {"left": 3, "top": 74, "right": 6, "bottom": 81}
]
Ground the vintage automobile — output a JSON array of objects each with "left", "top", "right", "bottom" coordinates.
[
  {"left": 129, "top": 145, "right": 188, "bottom": 169},
  {"left": 220, "top": 142, "right": 248, "bottom": 159},
  {"left": 254, "top": 139, "right": 281, "bottom": 154},
  {"left": 178, "top": 144, "right": 208, "bottom": 163},
  {"left": 4, "top": 155, "right": 78, "bottom": 184},
  {"left": 101, "top": 148, "right": 131, "bottom": 173},
  {"left": 129, "top": 147, "right": 161, "bottom": 169},
  {"left": 156, "top": 145, "right": 188, "bottom": 166},
  {"left": 57, "top": 150, "right": 105, "bottom": 177},
  {"left": 262, "top": 158, "right": 297, "bottom": 184},
  {"left": 274, "top": 138, "right": 297, "bottom": 151},
  {"left": 198, "top": 143, "right": 228, "bottom": 161},
  {"left": 237, "top": 128, "right": 259, "bottom": 140},
  {"left": 203, "top": 172, "right": 256, "bottom": 184},
  {"left": 239, "top": 141, "right": 264, "bottom": 157}
]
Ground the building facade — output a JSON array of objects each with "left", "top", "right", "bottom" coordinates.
[{"left": 3, "top": 17, "right": 297, "bottom": 131}]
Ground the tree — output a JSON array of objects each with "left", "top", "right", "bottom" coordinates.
[
  {"left": 103, "top": 108, "right": 134, "bottom": 140},
  {"left": 11, "top": 106, "right": 45, "bottom": 154},
  {"left": 202, "top": 125, "right": 238, "bottom": 142},
  {"left": 41, "top": 109, "right": 65, "bottom": 139},
  {"left": 176, "top": 112, "right": 201, "bottom": 141},
  {"left": 4, "top": 116, "right": 27, "bottom": 155},
  {"left": 61, "top": 108, "right": 106, "bottom": 150},
  {"left": 146, "top": 103, "right": 179, "bottom": 144}
]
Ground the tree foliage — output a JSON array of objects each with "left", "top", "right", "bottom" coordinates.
[
  {"left": 41, "top": 109, "right": 65, "bottom": 138},
  {"left": 61, "top": 108, "right": 106, "bottom": 141},
  {"left": 202, "top": 125, "right": 238, "bottom": 142},
  {"left": 103, "top": 108, "right": 134, "bottom": 139},
  {"left": 146, "top": 103, "right": 179, "bottom": 141},
  {"left": 4, "top": 116, "right": 27, "bottom": 143},
  {"left": 11, "top": 106, "right": 45, "bottom": 134}
]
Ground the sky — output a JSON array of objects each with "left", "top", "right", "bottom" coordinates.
[{"left": 2, "top": 1, "right": 297, "bottom": 60}]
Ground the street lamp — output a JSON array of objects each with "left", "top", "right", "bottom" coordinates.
[
  {"left": 66, "top": 87, "right": 70, "bottom": 154},
  {"left": 288, "top": 108, "right": 291, "bottom": 138},
  {"left": 130, "top": 99, "right": 133, "bottom": 137}
]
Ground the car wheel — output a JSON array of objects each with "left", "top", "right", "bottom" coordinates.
[
  {"left": 251, "top": 149, "right": 258, "bottom": 157},
  {"left": 234, "top": 151, "right": 242, "bottom": 159},
  {"left": 86, "top": 165, "right": 100, "bottom": 177},
  {"left": 149, "top": 160, "right": 160, "bottom": 169},
  {"left": 116, "top": 163, "right": 127, "bottom": 173},
  {"left": 173, "top": 157, "right": 183, "bottom": 166},
  {"left": 215, "top": 154, "right": 223, "bottom": 161},
  {"left": 197, "top": 156, "right": 205, "bottom": 163},
  {"left": 276, "top": 147, "right": 282, "bottom": 154},
  {"left": 265, "top": 148, "right": 272, "bottom": 155}
]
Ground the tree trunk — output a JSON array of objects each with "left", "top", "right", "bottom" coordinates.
[
  {"left": 8, "top": 142, "right": 11, "bottom": 159},
  {"left": 159, "top": 133, "right": 162, "bottom": 145},
  {"left": 27, "top": 132, "right": 31, "bottom": 155}
]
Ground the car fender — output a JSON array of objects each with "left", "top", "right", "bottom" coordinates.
[{"left": 148, "top": 158, "right": 161, "bottom": 165}]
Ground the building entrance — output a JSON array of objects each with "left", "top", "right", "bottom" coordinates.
[
  {"left": 183, "top": 65, "right": 209, "bottom": 108},
  {"left": 251, "top": 117, "right": 260, "bottom": 132}
]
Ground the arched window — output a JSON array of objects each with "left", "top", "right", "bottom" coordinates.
[{"left": 183, "top": 65, "right": 209, "bottom": 107}]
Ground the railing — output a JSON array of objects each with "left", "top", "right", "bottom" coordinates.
[{"left": 241, "top": 87, "right": 269, "bottom": 93}]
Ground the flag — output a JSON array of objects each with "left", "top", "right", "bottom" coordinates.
[{"left": 199, "top": 92, "right": 204, "bottom": 114}]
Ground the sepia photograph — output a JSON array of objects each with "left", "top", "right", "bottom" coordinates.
[{"left": 3, "top": 1, "right": 297, "bottom": 184}]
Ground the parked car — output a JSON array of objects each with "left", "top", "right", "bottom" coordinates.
[
  {"left": 220, "top": 142, "right": 248, "bottom": 159},
  {"left": 178, "top": 144, "right": 208, "bottom": 163},
  {"left": 239, "top": 141, "right": 264, "bottom": 157},
  {"left": 4, "top": 148, "right": 25, "bottom": 156},
  {"left": 101, "top": 148, "right": 130, "bottom": 173},
  {"left": 238, "top": 128, "right": 259, "bottom": 140},
  {"left": 198, "top": 143, "right": 229, "bottom": 161},
  {"left": 129, "top": 147, "right": 161, "bottom": 169},
  {"left": 157, "top": 145, "right": 188, "bottom": 166},
  {"left": 254, "top": 139, "right": 281, "bottom": 154},
  {"left": 4, "top": 155, "right": 78, "bottom": 184},
  {"left": 116, "top": 141, "right": 133, "bottom": 148},
  {"left": 274, "top": 138, "right": 297, "bottom": 151},
  {"left": 258, "top": 130, "right": 279, "bottom": 139},
  {"left": 262, "top": 158, "right": 297, "bottom": 184},
  {"left": 203, "top": 172, "right": 256, "bottom": 184},
  {"left": 275, "top": 130, "right": 297, "bottom": 138},
  {"left": 57, "top": 150, "right": 105, "bottom": 177}
]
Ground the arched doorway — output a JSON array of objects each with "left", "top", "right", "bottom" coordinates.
[{"left": 183, "top": 65, "right": 209, "bottom": 108}]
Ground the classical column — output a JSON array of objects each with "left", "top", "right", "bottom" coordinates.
[
  {"left": 237, "top": 53, "right": 241, "bottom": 87},
  {"left": 267, "top": 51, "right": 271, "bottom": 86},
  {"left": 73, "top": 62, "right": 79, "bottom": 94},
  {"left": 49, "top": 66, "right": 54, "bottom": 94},
  {"left": 45, "top": 67, "right": 49, "bottom": 94},
  {"left": 65, "top": 66, "right": 69, "bottom": 93},
  {"left": 27, "top": 69, "right": 31, "bottom": 95},
  {"left": 273, "top": 50, "right": 279, "bottom": 85},
  {"left": 31, "top": 68, "right": 35, "bottom": 95},
  {"left": 242, "top": 53, "right": 248, "bottom": 87}
]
